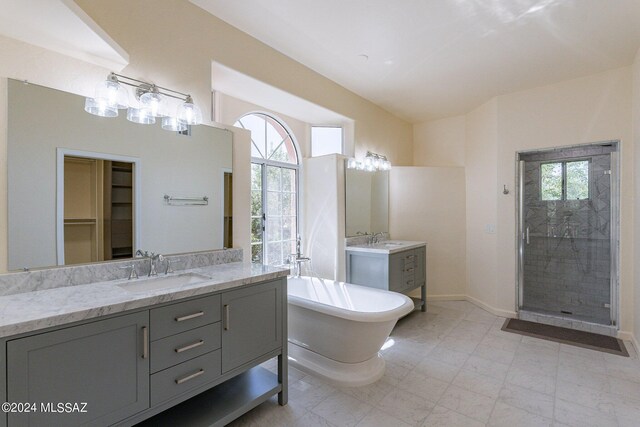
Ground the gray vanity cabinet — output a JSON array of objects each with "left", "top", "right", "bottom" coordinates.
[
  {"left": 346, "top": 245, "right": 427, "bottom": 311},
  {"left": 3, "top": 277, "right": 287, "bottom": 427},
  {"left": 221, "top": 280, "right": 282, "bottom": 373},
  {"left": 6, "top": 311, "right": 149, "bottom": 427}
]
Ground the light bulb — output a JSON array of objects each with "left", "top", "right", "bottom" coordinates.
[
  {"left": 94, "top": 79, "right": 128, "bottom": 109},
  {"left": 364, "top": 156, "right": 373, "bottom": 168},
  {"left": 372, "top": 157, "right": 381, "bottom": 169},
  {"left": 140, "top": 91, "right": 163, "bottom": 117},
  {"left": 177, "top": 97, "right": 202, "bottom": 125}
]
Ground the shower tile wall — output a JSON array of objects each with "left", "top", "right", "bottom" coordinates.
[{"left": 521, "top": 147, "right": 612, "bottom": 325}]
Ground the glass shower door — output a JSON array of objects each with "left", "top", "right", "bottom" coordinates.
[{"left": 518, "top": 145, "right": 616, "bottom": 326}]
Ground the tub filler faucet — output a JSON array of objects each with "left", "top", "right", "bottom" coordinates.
[{"left": 289, "top": 235, "right": 310, "bottom": 278}]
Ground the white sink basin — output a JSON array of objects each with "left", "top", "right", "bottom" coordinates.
[
  {"left": 378, "top": 241, "right": 404, "bottom": 247},
  {"left": 117, "top": 273, "right": 210, "bottom": 293}
]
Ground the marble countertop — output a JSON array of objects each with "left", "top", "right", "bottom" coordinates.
[
  {"left": 345, "top": 240, "right": 426, "bottom": 254},
  {"left": 0, "top": 262, "right": 289, "bottom": 339}
]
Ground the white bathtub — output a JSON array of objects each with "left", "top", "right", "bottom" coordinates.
[{"left": 287, "top": 276, "right": 414, "bottom": 386}]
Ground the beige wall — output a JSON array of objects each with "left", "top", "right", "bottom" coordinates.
[
  {"left": 413, "top": 66, "right": 635, "bottom": 327},
  {"left": 464, "top": 99, "right": 501, "bottom": 312},
  {"left": 413, "top": 115, "right": 466, "bottom": 167},
  {"left": 633, "top": 50, "right": 640, "bottom": 345},
  {"left": 390, "top": 167, "right": 466, "bottom": 298}
]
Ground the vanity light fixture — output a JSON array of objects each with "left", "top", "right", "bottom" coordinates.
[
  {"left": 347, "top": 151, "right": 391, "bottom": 171},
  {"left": 84, "top": 72, "right": 203, "bottom": 129}
]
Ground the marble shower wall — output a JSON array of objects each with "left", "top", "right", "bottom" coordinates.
[{"left": 521, "top": 146, "right": 613, "bottom": 325}]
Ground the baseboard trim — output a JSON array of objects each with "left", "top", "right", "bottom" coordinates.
[
  {"left": 619, "top": 331, "right": 640, "bottom": 354},
  {"left": 465, "top": 295, "right": 517, "bottom": 318},
  {"left": 425, "top": 293, "right": 517, "bottom": 318},
  {"left": 426, "top": 294, "right": 466, "bottom": 301}
]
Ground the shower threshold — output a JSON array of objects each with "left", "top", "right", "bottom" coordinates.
[{"left": 519, "top": 309, "right": 616, "bottom": 337}]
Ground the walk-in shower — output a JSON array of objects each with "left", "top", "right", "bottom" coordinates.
[{"left": 517, "top": 142, "right": 619, "bottom": 335}]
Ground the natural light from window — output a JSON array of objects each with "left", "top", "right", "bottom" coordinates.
[{"left": 311, "top": 126, "right": 343, "bottom": 157}]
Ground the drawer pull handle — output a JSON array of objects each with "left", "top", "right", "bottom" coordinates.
[
  {"left": 406, "top": 268, "right": 415, "bottom": 272},
  {"left": 175, "top": 340, "right": 204, "bottom": 353},
  {"left": 223, "top": 304, "right": 230, "bottom": 330},
  {"left": 407, "top": 255, "right": 416, "bottom": 259},
  {"left": 175, "top": 311, "right": 204, "bottom": 322},
  {"left": 175, "top": 369, "right": 205, "bottom": 385},
  {"left": 406, "top": 280, "right": 414, "bottom": 286},
  {"left": 142, "top": 326, "right": 148, "bottom": 359}
]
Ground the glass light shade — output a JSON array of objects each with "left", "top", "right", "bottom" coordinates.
[
  {"left": 372, "top": 157, "right": 381, "bottom": 169},
  {"left": 84, "top": 97, "right": 118, "bottom": 118},
  {"left": 355, "top": 161, "right": 364, "bottom": 170},
  {"left": 161, "top": 116, "right": 188, "bottom": 132},
  {"left": 177, "top": 101, "right": 202, "bottom": 125},
  {"left": 94, "top": 79, "right": 128, "bottom": 109},
  {"left": 363, "top": 156, "right": 373, "bottom": 168},
  {"left": 347, "top": 158, "right": 357, "bottom": 169},
  {"left": 127, "top": 107, "right": 155, "bottom": 124},
  {"left": 140, "top": 91, "right": 163, "bottom": 117},
  {"left": 382, "top": 160, "right": 392, "bottom": 170}
]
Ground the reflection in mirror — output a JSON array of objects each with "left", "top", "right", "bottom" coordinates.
[
  {"left": 345, "top": 165, "right": 389, "bottom": 237},
  {"left": 7, "top": 79, "right": 233, "bottom": 271},
  {"left": 61, "top": 154, "right": 137, "bottom": 265}
]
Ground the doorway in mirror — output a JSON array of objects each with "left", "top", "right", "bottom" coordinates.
[{"left": 61, "top": 153, "right": 137, "bottom": 266}]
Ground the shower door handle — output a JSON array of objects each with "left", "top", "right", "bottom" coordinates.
[{"left": 525, "top": 226, "right": 530, "bottom": 245}]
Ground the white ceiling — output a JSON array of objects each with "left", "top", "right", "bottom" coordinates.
[
  {"left": 0, "top": 0, "right": 128, "bottom": 70},
  {"left": 192, "top": 0, "right": 640, "bottom": 123}
]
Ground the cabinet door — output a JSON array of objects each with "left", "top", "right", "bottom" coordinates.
[
  {"left": 221, "top": 280, "right": 282, "bottom": 373},
  {"left": 7, "top": 311, "right": 149, "bottom": 427},
  {"left": 347, "top": 252, "right": 389, "bottom": 290}
]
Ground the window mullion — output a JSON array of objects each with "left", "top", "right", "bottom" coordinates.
[{"left": 261, "top": 162, "right": 267, "bottom": 263}]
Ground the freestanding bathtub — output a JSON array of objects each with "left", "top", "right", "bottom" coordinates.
[{"left": 287, "top": 276, "right": 414, "bottom": 386}]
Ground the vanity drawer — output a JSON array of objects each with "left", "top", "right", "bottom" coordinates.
[
  {"left": 150, "top": 294, "right": 221, "bottom": 340},
  {"left": 150, "top": 323, "right": 221, "bottom": 373},
  {"left": 150, "top": 349, "right": 221, "bottom": 406}
]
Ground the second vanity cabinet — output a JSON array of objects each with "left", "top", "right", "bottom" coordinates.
[
  {"left": 3, "top": 277, "right": 287, "bottom": 427},
  {"left": 346, "top": 245, "right": 427, "bottom": 311}
]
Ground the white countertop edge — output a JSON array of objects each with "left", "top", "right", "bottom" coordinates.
[
  {"left": 345, "top": 240, "right": 426, "bottom": 254},
  {"left": 0, "top": 262, "right": 289, "bottom": 339}
]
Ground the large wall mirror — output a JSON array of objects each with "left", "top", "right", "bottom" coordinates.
[
  {"left": 345, "top": 166, "right": 389, "bottom": 237},
  {"left": 7, "top": 79, "right": 233, "bottom": 271}
]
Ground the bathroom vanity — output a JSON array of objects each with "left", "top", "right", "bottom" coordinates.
[
  {"left": 346, "top": 241, "right": 427, "bottom": 311},
  {"left": 0, "top": 259, "right": 288, "bottom": 427}
]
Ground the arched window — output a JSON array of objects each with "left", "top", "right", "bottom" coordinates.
[{"left": 235, "top": 113, "right": 299, "bottom": 265}]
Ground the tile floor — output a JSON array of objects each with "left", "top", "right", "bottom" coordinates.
[{"left": 228, "top": 300, "right": 640, "bottom": 427}]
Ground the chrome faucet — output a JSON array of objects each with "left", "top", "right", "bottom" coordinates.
[
  {"left": 289, "top": 235, "right": 310, "bottom": 278},
  {"left": 119, "top": 263, "right": 138, "bottom": 280},
  {"left": 135, "top": 250, "right": 161, "bottom": 277},
  {"left": 369, "top": 232, "right": 385, "bottom": 244}
]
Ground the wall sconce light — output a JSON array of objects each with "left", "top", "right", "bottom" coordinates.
[
  {"left": 84, "top": 72, "right": 202, "bottom": 130},
  {"left": 347, "top": 151, "right": 391, "bottom": 171}
]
